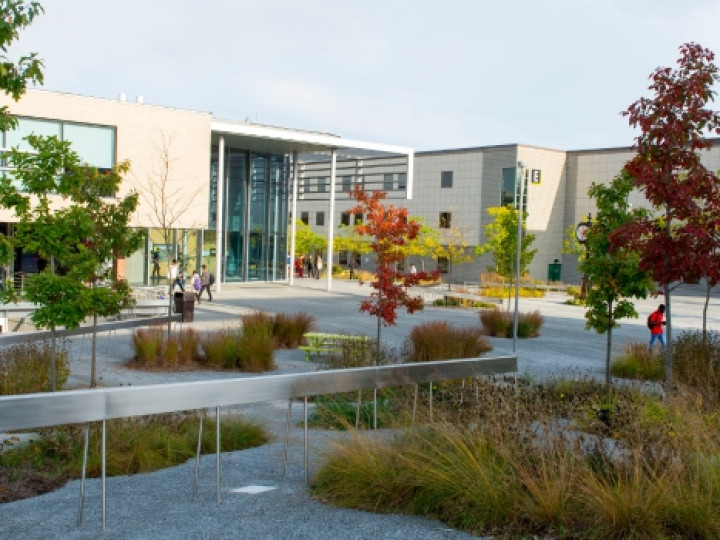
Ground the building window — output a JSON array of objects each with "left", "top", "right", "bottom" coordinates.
[
  {"left": 341, "top": 212, "right": 351, "bottom": 226},
  {"left": 383, "top": 173, "right": 393, "bottom": 191},
  {"left": 300, "top": 211, "right": 309, "bottom": 225},
  {"left": 437, "top": 257, "right": 449, "bottom": 274},
  {"left": 439, "top": 212, "right": 451, "bottom": 229},
  {"left": 317, "top": 177, "right": 327, "bottom": 193},
  {"left": 441, "top": 170, "right": 453, "bottom": 188},
  {"left": 316, "top": 212, "right": 325, "bottom": 226},
  {"left": 339, "top": 250, "right": 348, "bottom": 265},
  {"left": 342, "top": 176, "right": 353, "bottom": 192},
  {"left": 501, "top": 167, "right": 528, "bottom": 211},
  {"left": 398, "top": 173, "right": 407, "bottom": 189}
]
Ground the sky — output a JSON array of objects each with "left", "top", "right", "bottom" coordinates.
[{"left": 8, "top": 0, "right": 720, "bottom": 152}]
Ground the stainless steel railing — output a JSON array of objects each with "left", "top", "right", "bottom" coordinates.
[{"left": 0, "top": 355, "right": 517, "bottom": 530}]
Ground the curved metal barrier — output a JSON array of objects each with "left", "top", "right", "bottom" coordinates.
[{"left": 0, "top": 355, "right": 516, "bottom": 530}]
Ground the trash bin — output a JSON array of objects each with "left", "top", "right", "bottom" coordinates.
[
  {"left": 548, "top": 261, "right": 562, "bottom": 282},
  {"left": 174, "top": 290, "right": 196, "bottom": 322}
]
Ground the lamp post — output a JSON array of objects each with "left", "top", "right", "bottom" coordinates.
[
  {"left": 512, "top": 161, "right": 526, "bottom": 354},
  {"left": 575, "top": 213, "right": 592, "bottom": 299}
]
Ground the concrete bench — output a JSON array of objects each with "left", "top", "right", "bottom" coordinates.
[{"left": 299, "top": 332, "right": 371, "bottom": 362}]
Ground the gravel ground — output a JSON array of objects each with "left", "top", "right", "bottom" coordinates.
[{"left": 2, "top": 279, "right": 718, "bottom": 539}]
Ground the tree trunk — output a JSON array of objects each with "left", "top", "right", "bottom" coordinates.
[
  {"left": 664, "top": 281, "right": 672, "bottom": 389},
  {"left": 376, "top": 272, "right": 382, "bottom": 365},
  {"left": 50, "top": 326, "right": 57, "bottom": 392},
  {"left": 605, "top": 299, "right": 613, "bottom": 386},
  {"left": 703, "top": 281, "right": 710, "bottom": 340}
]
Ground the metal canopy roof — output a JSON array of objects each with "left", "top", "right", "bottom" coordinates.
[{"left": 211, "top": 119, "right": 413, "bottom": 161}]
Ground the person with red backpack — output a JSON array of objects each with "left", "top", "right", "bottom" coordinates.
[{"left": 648, "top": 304, "right": 666, "bottom": 353}]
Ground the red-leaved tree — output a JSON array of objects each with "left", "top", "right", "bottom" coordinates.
[
  {"left": 349, "top": 185, "right": 438, "bottom": 359},
  {"left": 612, "top": 42, "right": 720, "bottom": 386}
]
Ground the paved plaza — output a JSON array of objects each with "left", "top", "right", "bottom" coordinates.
[{"left": 2, "top": 278, "right": 719, "bottom": 539}]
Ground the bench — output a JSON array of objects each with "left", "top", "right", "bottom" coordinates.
[{"left": 299, "top": 332, "right": 371, "bottom": 362}]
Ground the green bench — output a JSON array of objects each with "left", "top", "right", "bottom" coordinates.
[{"left": 299, "top": 332, "right": 371, "bottom": 362}]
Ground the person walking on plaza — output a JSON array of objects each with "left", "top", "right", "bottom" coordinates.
[
  {"left": 151, "top": 247, "right": 161, "bottom": 282},
  {"left": 648, "top": 303, "right": 666, "bottom": 353},
  {"left": 348, "top": 255, "right": 356, "bottom": 279},
  {"left": 200, "top": 264, "right": 213, "bottom": 302},
  {"left": 409, "top": 263, "right": 417, "bottom": 275},
  {"left": 169, "top": 259, "right": 184, "bottom": 291},
  {"left": 315, "top": 254, "right": 323, "bottom": 279},
  {"left": 191, "top": 269, "right": 202, "bottom": 303}
]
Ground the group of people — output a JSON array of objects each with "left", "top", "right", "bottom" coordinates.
[
  {"left": 167, "top": 259, "right": 213, "bottom": 303},
  {"left": 294, "top": 253, "right": 323, "bottom": 279}
]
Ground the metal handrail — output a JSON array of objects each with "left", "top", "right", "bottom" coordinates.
[{"left": 0, "top": 355, "right": 517, "bottom": 530}]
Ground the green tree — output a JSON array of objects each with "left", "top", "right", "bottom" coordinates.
[
  {"left": 475, "top": 205, "right": 536, "bottom": 306},
  {"left": 0, "top": 1, "right": 44, "bottom": 132},
  {"left": 0, "top": 135, "right": 142, "bottom": 389},
  {"left": 295, "top": 219, "right": 327, "bottom": 257},
  {"left": 333, "top": 223, "right": 371, "bottom": 264},
  {"left": 582, "top": 171, "right": 655, "bottom": 384},
  {"left": 613, "top": 42, "right": 720, "bottom": 386}
]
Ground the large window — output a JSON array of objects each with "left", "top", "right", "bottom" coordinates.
[
  {"left": 341, "top": 176, "right": 353, "bottom": 192},
  {"left": 5, "top": 117, "right": 115, "bottom": 169},
  {"left": 441, "top": 170, "right": 453, "bottom": 188},
  {"left": 501, "top": 167, "right": 528, "bottom": 211},
  {"left": 317, "top": 177, "right": 327, "bottom": 193}
]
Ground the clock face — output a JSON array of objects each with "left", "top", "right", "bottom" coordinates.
[{"left": 576, "top": 223, "right": 589, "bottom": 243}]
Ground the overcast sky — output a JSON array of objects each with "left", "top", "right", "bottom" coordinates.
[{"left": 8, "top": 0, "right": 720, "bottom": 151}]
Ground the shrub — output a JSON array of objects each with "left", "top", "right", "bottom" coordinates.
[
  {"left": 482, "top": 286, "right": 545, "bottom": 299},
  {"left": 0, "top": 340, "right": 69, "bottom": 394},
  {"left": 672, "top": 330, "right": 720, "bottom": 394},
  {"left": 132, "top": 327, "right": 199, "bottom": 367},
  {"left": 178, "top": 328, "right": 199, "bottom": 363},
  {"left": 479, "top": 308, "right": 543, "bottom": 338},
  {"left": 610, "top": 342, "right": 664, "bottom": 381},
  {"left": 237, "top": 332, "right": 275, "bottom": 372},
  {"left": 132, "top": 326, "right": 164, "bottom": 365},
  {"left": 272, "top": 311, "right": 316, "bottom": 348},
  {"left": 199, "top": 330, "right": 240, "bottom": 369},
  {"left": 313, "top": 376, "right": 720, "bottom": 538},
  {"left": 240, "top": 311, "right": 274, "bottom": 337},
  {"left": 406, "top": 321, "right": 491, "bottom": 362}
]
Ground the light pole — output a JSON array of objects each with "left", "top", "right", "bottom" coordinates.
[
  {"left": 575, "top": 213, "right": 592, "bottom": 299},
  {"left": 512, "top": 161, "right": 526, "bottom": 353}
]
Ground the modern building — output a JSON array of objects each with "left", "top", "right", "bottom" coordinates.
[
  {"left": 296, "top": 141, "right": 720, "bottom": 284},
  {"left": 3, "top": 89, "right": 720, "bottom": 289},
  {"left": 0, "top": 89, "right": 412, "bottom": 288}
]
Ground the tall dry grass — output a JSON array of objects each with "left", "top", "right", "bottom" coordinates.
[
  {"left": 0, "top": 340, "right": 70, "bottom": 394},
  {"left": 479, "top": 308, "right": 544, "bottom": 338},
  {"left": 406, "top": 321, "right": 491, "bottom": 362},
  {"left": 312, "top": 376, "right": 720, "bottom": 538}
]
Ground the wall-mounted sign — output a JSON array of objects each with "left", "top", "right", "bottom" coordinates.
[{"left": 531, "top": 169, "right": 542, "bottom": 184}]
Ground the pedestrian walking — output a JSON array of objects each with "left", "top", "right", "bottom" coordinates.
[
  {"left": 200, "top": 264, "right": 213, "bottom": 302},
  {"left": 648, "top": 303, "right": 666, "bottom": 353},
  {"left": 151, "top": 247, "right": 161, "bottom": 282},
  {"left": 168, "top": 259, "right": 184, "bottom": 291},
  {"left": 191, "top": 270, "right": 202, "bottom": 303}
]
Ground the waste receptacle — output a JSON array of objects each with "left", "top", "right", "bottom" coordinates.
[
  {"left": 174, "top": 290, "right": 196, "bottom": 322},
  {"left": 548, "top": 261, "right": 562, "bottom": 282}
]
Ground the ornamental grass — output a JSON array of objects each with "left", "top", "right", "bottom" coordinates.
[{"left": 313, "top": 376, "right": 720, "bottom": 538}]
